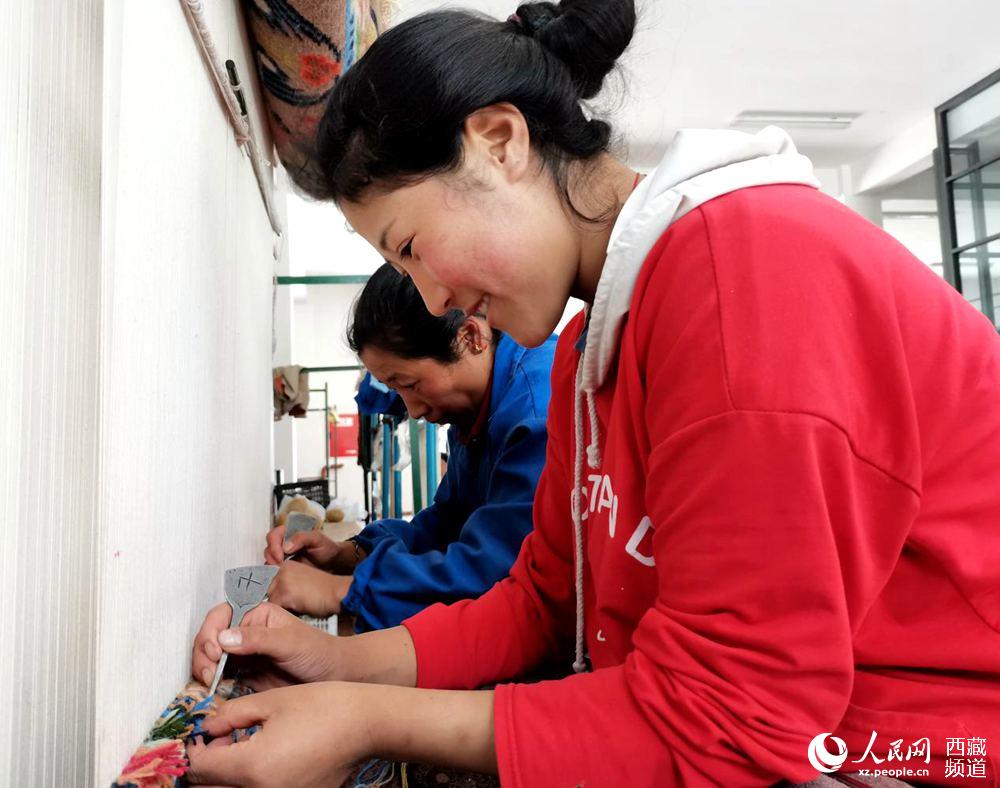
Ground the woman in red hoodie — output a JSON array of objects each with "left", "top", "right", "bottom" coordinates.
[{"left": 189, "top": 2, "right": 1000, "bottom": 785}]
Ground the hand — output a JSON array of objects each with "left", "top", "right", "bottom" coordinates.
[
  {"left": 268, "top": 561, "right": 352, "bottom": 618},
  {"left": 264, "top": 525, "right": 362, "bottom": 571},
  {"left": 187, "top": 682, "right": 374, "bottom": 787},
  {"left": 191, "top": 602, "right": 341, "bottom": 692}
]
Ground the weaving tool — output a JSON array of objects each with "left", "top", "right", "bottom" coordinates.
[
  {"left": 284, "top": 511, "right": 339, "bottom": 634},
  {"left": 283, "top": 511, "right": 319, "bottom": 560},
  {"left": 207, "top": 564, "right": 279, "bottom": 696}
]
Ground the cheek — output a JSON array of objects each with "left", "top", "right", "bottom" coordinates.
[
  {"left": 422, "top": 212, "right": 513, "bottom": 291},
  {"left": 423, "top": 383, "right": 454, "bottom": 408},
  {"left": 416, "top": 235, "right": 471, "bottom": 290},
  {"left": 463, "top": 238, "right": 524, "bottom": 297},
  {"left": 422, "top": 256, "right": 468, "bottom": 292}
]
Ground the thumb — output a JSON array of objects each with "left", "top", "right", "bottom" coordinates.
[
  {"left": 285, "top": 529, "right": 324, "bottom": 554},
  {"left": 218, "top": 625, "right": 296, "bottom": 661}
]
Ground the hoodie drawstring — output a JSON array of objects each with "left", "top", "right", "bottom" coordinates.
[
  {"left": 571, "top": 359, "right": 588, "bottom": 673},
  {"left": 585, "top": 390, "right": 602, "bottom": 469},
  {"left": 572, "top": 353, "right": 602, "bottom": 674}
]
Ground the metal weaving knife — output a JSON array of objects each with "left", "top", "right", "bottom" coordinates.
[
  {"left": 283, "top": 512, "right": 319, "bottom": 560},
  {"left": 207, "top": 564, "right": 279, "bottom": 696}
]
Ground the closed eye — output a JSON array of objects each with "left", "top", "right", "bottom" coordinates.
[
  {"left": 385, "top": 259, "right": 409, "bottom": 277},
  {"left": 399, "top": 238, "right": 413, "bottom": 259}
]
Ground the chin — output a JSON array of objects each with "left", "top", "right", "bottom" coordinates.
[
  {"left": 488, "top": 314, "right": 538, "bottom": 348},
  {"left": 517, "top": 329, "right": 552, "bottom": 348},
  {"left": 505, "top": 318, "right": 558, "bottom": 348}
]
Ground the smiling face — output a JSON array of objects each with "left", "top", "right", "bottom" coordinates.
[{"left": 339, "top": 105, "right": 581, "bottom": 348}]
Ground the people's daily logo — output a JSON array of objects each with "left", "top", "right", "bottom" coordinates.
[
  {"left": 808, "top": 733, "right": 849, "bottom": 773},
  {"left": 805, "top": 731, "right": 984, "bottom": 779}
]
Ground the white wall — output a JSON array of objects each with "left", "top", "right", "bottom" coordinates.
[
  {"left": 0, "top": 2, "right": 103, "bottom": 783},
  {"left": 287, "top": 194, "right": 383, "bottom": 277},
  {"left": 3, "top": 1, "right": 282, "bottom": 784},
  {"left": 290, "top": 282, "right": 371, "bottom": 510},
  {"left": 93, "top": 1, "right": 280, "bottom": 782}
]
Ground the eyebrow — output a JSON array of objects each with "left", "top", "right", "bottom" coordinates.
[{"left": 378, "top": 220, "right": 396, "bottom": 255}]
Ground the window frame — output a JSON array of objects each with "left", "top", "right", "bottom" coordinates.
[{"left": 934, "top": 67, "right": 1000, "bottom": 326}]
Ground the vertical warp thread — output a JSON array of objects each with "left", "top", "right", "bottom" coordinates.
[{"left": 0, "top": 0, "right": 102, "bottom": 782}]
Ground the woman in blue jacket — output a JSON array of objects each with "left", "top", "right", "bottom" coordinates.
[{"left": 262, "top": 263, "right": 556, "bottom": 632}]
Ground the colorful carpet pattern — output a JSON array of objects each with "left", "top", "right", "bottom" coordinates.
[{"left": 112, "top": 680, "right": 255, "bottom": 788}]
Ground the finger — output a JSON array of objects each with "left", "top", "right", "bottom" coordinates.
[
  {"left": 192, "top": 651, "right": 210, "bottom": 687},
  {"left": 264, "top": 525, "right": 286, "bottom": 564},
  {"left": 193, "top": 653, "right": 217, "bottom": 688},
  {"left": 186, "top": 737, "right": 254, "bottom": 786},
  {"left": 282, "top": 531, "right": 309, "bottom": 555},
  {"left": 192, "top": 603, "right": 231, "bottom": 684},
  {"left": 203, "top": 693, "right": 271, "bottom": 735},
  {"left": 241, "top": 672, "right": 291, "bottom": 693},
  {"left": 288, "top": 529, "right": 331, "bottom": 554},
  {"left": 240, "top": 600, "right": 285, "bottom": 626},
  {"left": 192, "top": 637, "right": 222, "bottom": 686},
  {"left": 218, "top": 621, "right": 303, "bottom": 660},
  {"left": 265, "top": 574, "right": 293, "bottom": 608},
  {"left": 190, "top": 735, "right": 234, "bottom": 750}
]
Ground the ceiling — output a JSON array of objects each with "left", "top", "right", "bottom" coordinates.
[
  {"left": 396, "top": 0, "right": 1000, "bottom": 168},
  {"left": 289, "top": 0, "right": 999, "bottom": 275}
]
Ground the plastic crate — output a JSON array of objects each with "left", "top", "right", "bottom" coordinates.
[{"left": 273, "top": 478, "right": 330, "bottom": 509}]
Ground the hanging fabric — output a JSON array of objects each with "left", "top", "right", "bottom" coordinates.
[{"left": 239, "top": 0, "right": 395, "bottom": 179}]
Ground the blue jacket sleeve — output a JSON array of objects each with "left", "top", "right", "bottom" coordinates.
[{"left": 341, "top": 418, "right": 547, "bottom": 632}]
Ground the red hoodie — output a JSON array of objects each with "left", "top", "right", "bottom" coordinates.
[{"left": 404, "top": 183, "right": 1000, "bottom": 786}]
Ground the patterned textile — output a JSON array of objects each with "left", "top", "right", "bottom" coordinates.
[
  {"left": 112, "top": 680, "right": 255, "bottom": 788},
  {"left": 240, "top": 0, "right": 393, "bottom": 178}
]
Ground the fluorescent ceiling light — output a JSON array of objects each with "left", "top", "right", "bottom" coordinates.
[{"left": 731, "top": 110, "right": 862, "bottom": 130}]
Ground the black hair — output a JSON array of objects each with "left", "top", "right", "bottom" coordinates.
[
  {"left": 292, "top": 0, "right": 636, "bottom": 220},
  {"left": 348, "top": 263, "right": 498, "bottom": 363}
]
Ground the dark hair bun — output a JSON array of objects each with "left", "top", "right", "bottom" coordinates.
[{"left": 514, "top": 0, "right": 636, "bottom": 99}]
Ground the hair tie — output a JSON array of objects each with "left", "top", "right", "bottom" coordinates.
[{"left": 507, "top": 12, "right": 523, "bottom": 28}]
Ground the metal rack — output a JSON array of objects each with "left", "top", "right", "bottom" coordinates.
[{"left": 305, "top": 382, "right": 335, "bottom": 498}]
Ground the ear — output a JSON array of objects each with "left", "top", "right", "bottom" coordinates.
[
  {"left": 462, "top": 103, "right": 531, "bottom": 184},
  {"left": 457, "top": 317, "right": 490, "bottom": 354}
]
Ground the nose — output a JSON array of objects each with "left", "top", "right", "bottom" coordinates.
[
  {"left": 399, "top": 392, "right": 428, "bottom": 420},
  {"left": 408, "top": 266, "right": 453, "bottom": 317}
]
